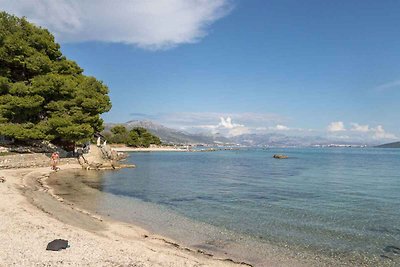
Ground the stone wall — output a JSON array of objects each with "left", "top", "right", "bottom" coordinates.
[
  {"left": 0, "top": 145, "right": 131, "bottom": 170},
  {"left": 0, "top": 153, "right": 78, "bottom": 169}
]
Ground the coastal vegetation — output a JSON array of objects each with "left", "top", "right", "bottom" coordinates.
[
  {"left": 104, "top": 125, "right": 161, "bottom": 147},
  {"left": 0, "top": 12, "right": 111, "bottom": 144}
]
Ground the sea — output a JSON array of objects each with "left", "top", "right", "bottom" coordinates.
[{"left": 48, "top": 148, "right": 400, "bottom": 266}]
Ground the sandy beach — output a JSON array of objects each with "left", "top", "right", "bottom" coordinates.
[{"left": 0, "top": 165, "right": 249, "bottom": 267}]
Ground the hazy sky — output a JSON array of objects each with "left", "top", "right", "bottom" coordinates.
[{"left": 2, "top": 0, "right": 399, "bottom": 142}]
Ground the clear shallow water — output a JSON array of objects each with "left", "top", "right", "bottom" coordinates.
[{"left": 50, "top": 148, "right": 400, "bottom": 266}]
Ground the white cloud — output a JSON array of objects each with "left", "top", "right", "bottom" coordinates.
[
  {"left": 0, "top": 0, "right": 233, "bottom": 50},
  {"left": 218, "top": 117, "right": 241, "bottom": 129},
  {"left": 217, "top": 117, "right": 249, "bottom": 136},
  {"left": 332, "top": 122, "right": 397, "bottom": 141},
  {"left": 350, "top": 123, "right": 370, "bottom": 132},
  {"left": 327, "top": 121, "right": 346, "bottom": 132},
  {"left": 375, "top": 80, "right": 400, "bottom": 91},
  {"left": 179, "top": 116, "right": 251, "bottom": 136},
  {"left": 372, "top": 125, "right": 397, "bottom": 140},
  {"left": 226, "top": 126, "right": 250, "bottom": 136},
  {"left": 263, "top": 124, "right": 292, "bottom": 131},
  {"left": 177, "top": 116, "right": 249, "bottom": 136},
  {"left": 272, "top": 124, "right": 290, "bottom": 131}
]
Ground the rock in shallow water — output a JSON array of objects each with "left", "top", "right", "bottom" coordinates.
[
  {"left": 273, "top": 154, "right": 289, "bottom": 159},
  {"left": 383, "top": 245, "right": 400, "bottom": 254}
]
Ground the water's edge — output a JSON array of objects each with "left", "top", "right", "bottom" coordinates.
[
  {"left": 48, "top": 169, "right": 347, "bottom": 267},
  {"left": 48, "top": 149, "right": 400, "bottom": 266}
]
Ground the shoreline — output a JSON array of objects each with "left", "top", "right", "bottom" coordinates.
[
  {"left": 111, "top": 145, "right": 189, "bottom": 152},
  {"left": 0, "top": 160, "right": 367, "bottom": 267},
  {"left": 0, "top": 165, "right": 251, "bottom": 267},
  {"left": 39, "top": 168, "right": 350, "bottom": 267}
]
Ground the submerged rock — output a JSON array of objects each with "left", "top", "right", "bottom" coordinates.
[
  {"left": 383, "top": 245, "right": 400, "bottom": 254},
  {"left": 273, "top": 154, "right": 288, "bottom": 159}
]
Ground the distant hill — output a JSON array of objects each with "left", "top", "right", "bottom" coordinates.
[
  {"left": 375, "top": 141, "right": 400, "bottom": 148},
  {"left": 105, "top": 120, "right": 231, "bottom": 145}
]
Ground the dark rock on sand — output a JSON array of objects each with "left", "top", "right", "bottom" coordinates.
[{"left": 46, "top": 239, "right": 69, "bottom": 251}]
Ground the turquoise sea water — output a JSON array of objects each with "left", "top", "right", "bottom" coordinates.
[{"left": 50, "top": 148, "right": 400, "bottom": 266}]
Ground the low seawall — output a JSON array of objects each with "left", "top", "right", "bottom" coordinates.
[{"left": 0, "top": 153, "right": 78, "bottom": 169}]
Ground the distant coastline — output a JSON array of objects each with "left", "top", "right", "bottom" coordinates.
[{"left": 375, "top": 141, "right": 400, "bottom": 148}]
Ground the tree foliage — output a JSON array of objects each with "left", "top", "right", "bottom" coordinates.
[
  {"left": 106, "top": 125, "right": 161, "bottom": 147},
  {"left": 0, "top": 12, "right": 111, "bottom": 143},
  {"left": 108, "top": 125, "right": 129, "bottom": 144}
]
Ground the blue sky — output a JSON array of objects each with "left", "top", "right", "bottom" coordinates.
[{"left": 2, "top": 0, "right": 399, "bottom": 142}]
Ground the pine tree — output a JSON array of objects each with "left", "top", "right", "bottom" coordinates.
[{"left": 0, "top": 12, "right": 111, "bottom": 143}]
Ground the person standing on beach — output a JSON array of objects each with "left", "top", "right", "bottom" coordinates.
[{"left": 51, "top": 152, "right": 60, "bottom": 170}]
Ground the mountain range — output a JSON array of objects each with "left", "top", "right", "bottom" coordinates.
[{"left": 105, "top": 120, "right": 383, "bottom": 147}]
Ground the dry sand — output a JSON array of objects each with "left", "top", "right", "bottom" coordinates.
[{"left": 0, "top": 165, "right": 249, "bottom": 267}]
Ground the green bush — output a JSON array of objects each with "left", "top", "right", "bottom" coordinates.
[{"left": 106, "top": 126, "right": 161, "bottom": 147}]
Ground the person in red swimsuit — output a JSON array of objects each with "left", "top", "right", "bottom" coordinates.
[{"left": 51, "top": 152, "right": 60, "bottom": 170}]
